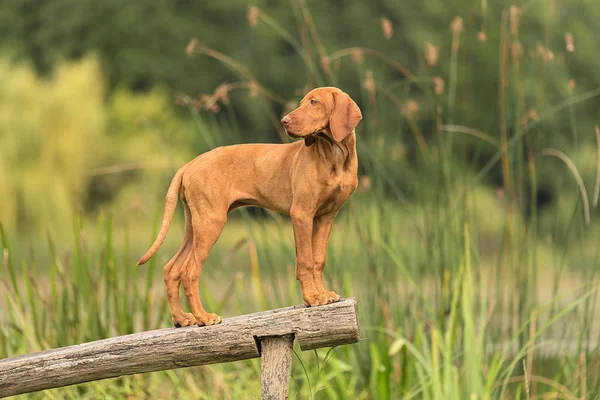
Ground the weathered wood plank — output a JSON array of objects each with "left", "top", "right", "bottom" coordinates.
[
  {"left": 0, "top": 298, "right": 359, "bottom": 398},
  {"left": 260, "top": 335, "right": 294, "bottom": 400}
]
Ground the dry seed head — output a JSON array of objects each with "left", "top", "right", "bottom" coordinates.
[
  {"left": 509, "top": 6, "right": 520, "bottom": 36},
  {"left": 391, "top": 144, "right": 406, "bottom": 160},
  {"left": 568, "top": 79, "right": 576, "bottom": 93},
  {"left": 425, "top": 42, "right": 439, "bottom": 67},
  {"left": 358, "top": 175, "right": 371, "bottom": 193},
  {"left": 380, "top": 17, "right": 394, "bottom": 40},
  {"left": 520, "top": 108, "right": 539, "bottom": 127},
  {"left": 175, "top": 93, "right": 191, "bottom": 106},
  {"left": 433, "top": 77, "right": 445, "bottom": 95},
  {"left": 247, "top": 6, "right": 260, "bottom": 28},
  {"left": 450, "top": 16, "right": 463, "bottom": 34},
  {"left": 321, "top": 56, "right": 331, "bottom": 72},
  {"left": 214, "top": 84, "right": 230, "bottom": 105},
  {"left": 198, "top": 94, "right": 220, "bottom": 113},
  {"left": 536, "top": 44, "right": 544, "bottom": 55},
  {"left": 477, "top": 31, "right": 487, "bottom": 42},
  {"left": 249, "top": 81, "right": 259, "bottom": 97},
  {"left": 403, "top": 100, "right": 420, "bottom": 121},
  {"left": 362, "top": 70, "right": 375, "bottom": 92},
  {"left": 536, "top": 45, "right": 554, "bottom": 63},
  {"left": 186, "top": 37, "right": 198, "bottom": 56},
  {"left": 528, "top": 109, "right": 539, "bottom": 122},
  {"left": 511, "top": 41, "right": 523, "bottom": 59},
  {"left": 565, "top": 33, "right": 575, "bottom": 52},
  {"left": 351, "top": 48, "right": 365, "bottom": 64}
]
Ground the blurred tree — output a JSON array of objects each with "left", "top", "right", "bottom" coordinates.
[
  {"left": 0, "top": 57, "right": 105, "bottom": 232},
  {"left": 1, "top": 0, "right": 598, "bottom": 145}
]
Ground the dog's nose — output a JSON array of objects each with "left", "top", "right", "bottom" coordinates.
[{"left": 281, "top": 115, "right": 291, "bottom": 126}]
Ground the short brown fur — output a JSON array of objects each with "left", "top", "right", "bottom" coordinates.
[{"left": 136, "top": 87, "right": 362, "bottom": 327}]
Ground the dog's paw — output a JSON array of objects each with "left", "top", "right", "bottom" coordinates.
[
  {"left": 195, "top": 312, "right": 222, "bottom": 326},
  {"left": 324, "top": 291, "right": 341, "bottom": 304},
  {"left": 173, "top": 312, "right": 197, "bottom": 328},
  {"left": 303, "top": 292, "right": 329, "bottom": 307}
]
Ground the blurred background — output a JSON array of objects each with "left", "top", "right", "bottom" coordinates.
[{"left": 2, "top": 0, "right": 600, "bottom": 398}]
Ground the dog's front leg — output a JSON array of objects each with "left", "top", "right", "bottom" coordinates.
[
  {"left": 291, "top": 208, "right": 327, "bottom": 306},
  {"left": 311, "top": 214, "right": 340, "bottom": 304}
]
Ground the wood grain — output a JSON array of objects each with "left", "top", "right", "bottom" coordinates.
[
  {"left": 260, "top": 335, "right": 294, "bottom": 400},
  {"left": 0, "top": 298, "right": 359, "bottom": 398}
]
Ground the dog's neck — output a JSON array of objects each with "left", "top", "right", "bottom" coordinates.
[{"left": 311, "top": 130, "right": 357, "bottom": 173}]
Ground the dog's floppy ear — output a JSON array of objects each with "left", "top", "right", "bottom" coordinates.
[{"left": 330, "top": 92, "right": 362, "bottom": 142}]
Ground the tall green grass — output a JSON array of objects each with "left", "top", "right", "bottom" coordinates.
[
  {"left": 3, "top": 1, "right": 600, "bottom": 399},
  {"left": 1, "top": 214, "right": 597, "bottom": 399}
]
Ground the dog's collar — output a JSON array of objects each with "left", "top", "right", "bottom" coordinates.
[{"left": 305, "top": 129, "right": 331, "bottom": 147}]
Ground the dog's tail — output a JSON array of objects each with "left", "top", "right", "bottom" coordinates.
[{"left": 136, "top": 167, "right": 186, "bottom": 266}]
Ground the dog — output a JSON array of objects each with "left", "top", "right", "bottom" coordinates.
[{"left": 136, "top": 86, "right": 362, "bottom": 327}]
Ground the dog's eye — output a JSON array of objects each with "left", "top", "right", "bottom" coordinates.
[{"left": 310, "top": 99, "right": 318, "bottom": 105}]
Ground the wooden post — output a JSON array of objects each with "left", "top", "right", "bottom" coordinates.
[
  {"left": 260, "top": 335, "right": 294, "bottom": 400},
  {"left": 0, "top": 298, "right": 360, "bottom": 398}
]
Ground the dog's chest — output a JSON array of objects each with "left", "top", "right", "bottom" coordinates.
[
  {"left": 333, "top": 158, "right": 358, "bottom": 195},
  {"left": 317, "top": 170, "right": 357, "bottom": 215},
  {"left": 334, "top": 176, "right": 356, "bottom": 194}
]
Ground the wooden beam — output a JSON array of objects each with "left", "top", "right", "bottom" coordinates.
[{"left": 0, "top": 298, "right": 359, "bottom": 398}]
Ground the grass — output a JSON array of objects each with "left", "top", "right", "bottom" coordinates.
[
  {"left": 3, "top": 1, "right": 600, "bottom": 399},
  {"left": 1, "top": 211, "right": 598, "bottom": 399}
]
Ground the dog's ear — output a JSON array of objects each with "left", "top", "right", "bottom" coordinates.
[{"left": 330, "top": 92, "right": 362, "bottom": 142}]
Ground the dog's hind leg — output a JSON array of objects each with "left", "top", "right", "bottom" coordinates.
[
  {"left": 163, "top": 200, "right": 197, "bottom": 327},
  {"left": 181, "top": 202, "right": 226, "bottom": 326}
]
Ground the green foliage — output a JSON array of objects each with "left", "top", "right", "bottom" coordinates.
[
  {"left": 2, "top": 0, "right": 600, "bottom": 161},
  {"left": 88, "top": 87, "right": 195, "bottom": 217},
  {"left": 0, "top": 57, "right": 105, "bottom": 233},
  {"left": 0, "top": 57, "right": 197, "bottom": 235}
]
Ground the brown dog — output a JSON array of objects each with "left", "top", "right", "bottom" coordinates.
[{"left": 136, "top": 87, "right": 362, "bottom": 327}]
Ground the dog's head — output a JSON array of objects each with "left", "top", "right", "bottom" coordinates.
[{"left": 281, "top": 87, "right": 362, "bottom": 146}]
